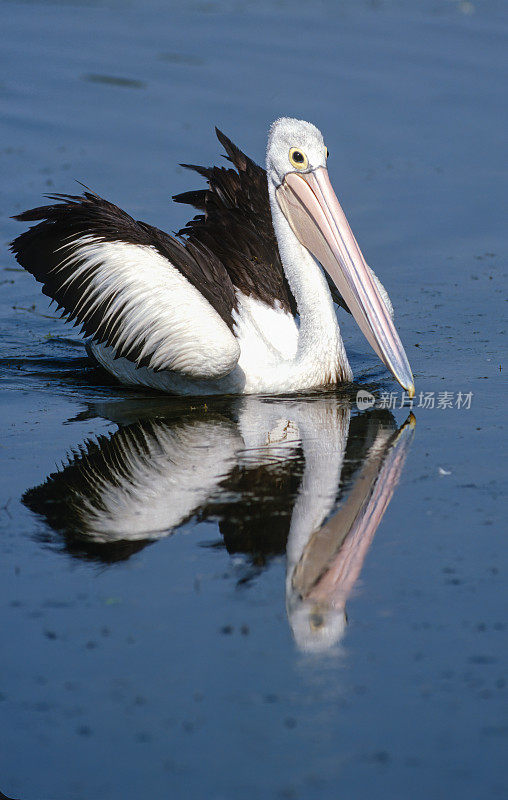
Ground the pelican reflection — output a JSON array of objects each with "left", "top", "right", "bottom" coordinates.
[{"left": 23, "top": 395, "right": 414, "bottom": 650}]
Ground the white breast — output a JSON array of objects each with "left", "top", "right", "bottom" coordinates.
[
  {"left": 87, "top": 291, "right": 302, "bottom": 395},
  {"left": 232, "top": 291, "right": 299, "bottom": 366}
]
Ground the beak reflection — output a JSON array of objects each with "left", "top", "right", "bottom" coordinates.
[
  {"left": 289, "top": 412, "right": 415, "bottom": 652},
  {"left": 23, "top": 395, "right": 415, "bottom": 651}
]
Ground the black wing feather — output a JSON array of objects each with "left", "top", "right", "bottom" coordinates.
[
  {"left": 174, "top": 128, "right": 351, "bottom": 315},
  {"left": 11, "top": 192, "right": 238, "bottom": 368},
  {"left": 174, "top": 129, "right": 298, "bottom": 315}
]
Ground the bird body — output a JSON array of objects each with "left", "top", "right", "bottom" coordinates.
[
  {"left": 11, "top": 119, "right": 414, "bottom": 397},
  {"left": 86, "top": 271, "right": 347, "bottom": 395}
]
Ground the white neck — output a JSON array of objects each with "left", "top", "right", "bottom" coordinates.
[{"left": 268, "top": 181, "right": 352, "bottom": 385}]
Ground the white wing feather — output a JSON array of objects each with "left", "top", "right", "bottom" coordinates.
[{"left": 57, "top": 236, "right": 240, "bottom": 379}]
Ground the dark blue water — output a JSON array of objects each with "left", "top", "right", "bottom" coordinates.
[{"left": 1, "top": 1, "right": 507, "bottom": 798}]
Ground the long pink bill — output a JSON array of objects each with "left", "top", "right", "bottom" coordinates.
[{"left": 276, "top": 167, "right": 415, "bottom": 397}]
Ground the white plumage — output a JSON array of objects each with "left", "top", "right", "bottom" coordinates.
[{"left": 61, "top": 237, "right": 240, "bottom": 378}]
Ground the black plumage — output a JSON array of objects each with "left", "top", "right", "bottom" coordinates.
[
  {"left": 10, "top": 128, "right": 349, "bottom": 372},
  {"left": 22, "top": 422, "right": 164, "bottom": 562},
  {"left": 174, "top": 129, "right": 350, "bottom": 314},
  {"left": 174, "top": 128, "right": 297, "bottom": 316},
  {"left": 10, "top": 191, "right": 237, "bottom": 369}
]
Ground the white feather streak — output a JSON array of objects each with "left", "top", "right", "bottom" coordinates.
[{"left": 60, "top": 236, "right": 240, "bottom": 379}]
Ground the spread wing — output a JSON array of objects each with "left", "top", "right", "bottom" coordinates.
[{"left": 10, "top": 193, "right": 240, "bottom": 378}]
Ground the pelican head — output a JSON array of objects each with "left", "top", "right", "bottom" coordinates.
[
  {"left": 267, "top": 117, "right": 414, "bottom": 397},
  {"left": 288, "top": 597, "right": 347, "bottom": 653}
]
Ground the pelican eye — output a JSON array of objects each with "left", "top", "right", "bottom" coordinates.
[{"left": 289, "top": 147, "right": 308, "bottom": 170}]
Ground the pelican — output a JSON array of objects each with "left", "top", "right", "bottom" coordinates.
[
  {"left": 11, "top": 118, "right": 414, "bottom": 397},
  {"left": 23, "top": 396, "right": 415, "bottom": 650}
]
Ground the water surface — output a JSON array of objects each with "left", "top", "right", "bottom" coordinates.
[{"left": 0, "top": 1, "right": 506, "bottom": 798}]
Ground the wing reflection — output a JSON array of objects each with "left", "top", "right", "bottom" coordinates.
[{"left": 23, "top": 395, "right": 414, "bottom": 648}]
